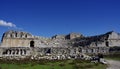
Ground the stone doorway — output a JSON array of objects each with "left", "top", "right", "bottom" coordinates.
[
  {"left": 46, "top": 48, "right": 51, "bottom": 54},
  {"left": 30, "top": 41, "right": 34, "bottom": 47},
  {"left": 106, "top": 41, "right": 109, "bottom": 47}
]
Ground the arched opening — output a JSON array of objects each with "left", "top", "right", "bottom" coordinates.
[
  {"left": 15, "top": 33, "right": 17, "bottom": 37},
  {"left": 2, "top": 50, "right": 7, "bottom": 55},
  {"left": 30, "top": 41, "right": 34, "bottom": 47},
  {"left": 20, "top": 49, "right": 22, "bottom": 55},
  {"left": 46, "top": 48, "right": 51, "bottom": 54},
  {"left": 24, "top": 50, "right": 26, "bottom": 54},
  {"left": 106, "top": 41, "right": 109, "bottom": 47},
  {"left": 10, "top": 34, "right": 13, "bottom": 38},
  {"left": 16, "top": 49, "right": 19, "bottom": 55},
  {"left": 12, "top": 50, "right": 15, "bottom": 55},
  {"left": 25, "top": 34, "right": 27, "bottom": 38}
]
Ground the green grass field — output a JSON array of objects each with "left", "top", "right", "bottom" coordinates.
[{"left": 0, "top": 59, "right": 107, "bottom": 69}]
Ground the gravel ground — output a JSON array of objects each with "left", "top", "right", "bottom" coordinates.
[{"left": 106, "top": 60, "right": 120, "bottom": 69}]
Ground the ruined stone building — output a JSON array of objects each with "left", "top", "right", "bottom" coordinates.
[
  {"left": 0, "top": 30, "right": 120, "bottom": 59},
  {"left": 72, "top": 31, "right": 120, "bottom": 54}
]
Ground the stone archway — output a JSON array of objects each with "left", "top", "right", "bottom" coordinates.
[
  {"left": 106, "top": 41, "right": 109, "bottom": 47},
  {"left": 46, "top": 48, "right": 51, "bottom": 54},
  {"left": 30, "top": 41, "right": 34, "bottom": 47}
]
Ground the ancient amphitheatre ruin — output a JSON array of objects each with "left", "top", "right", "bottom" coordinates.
[{"left": 0, "top": 30, "right": 120, "bottom": 60}]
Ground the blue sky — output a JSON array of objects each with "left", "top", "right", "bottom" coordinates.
[{"left": 0, "top": 0, "right": 120, "bottom": 40}]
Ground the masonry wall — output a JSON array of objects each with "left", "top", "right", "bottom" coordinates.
[
  {"left": 108, "top": 39, "right": 120, "bottom": 47},
  {"left": 1, "top": 38, "right": 31, "bottom": 47},
  {"left": 107, "top": 32, "right": 120, "bottom": 47},
  {"left": 0, "top": 30, "right": 36, "bottom": 47}
]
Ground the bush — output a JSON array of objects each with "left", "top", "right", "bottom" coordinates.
[
  {"left": 59, "top": 63, "right": 65, "bottom": 67},
  {"left": 0, "top": 66, "right": 2, "bottom": 69}
]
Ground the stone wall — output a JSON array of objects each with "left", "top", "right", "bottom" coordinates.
[
  {"left": 65, "top": 33, "right": 83, "bottom": 39},
  {"left": 1, "top": 30, "right": 70, "bottom": 48},
  {"left": 1, "top": 38, "right": 31, "bottom": 47},
  {"left": 72, "top": 31, "right": 120, "bottom": 47},
  {"left": 1, "top": 30, "right": 34, "bottom": 47},
  {"left": 0, "top": 47, "right": 82, "bottom": 59},
  {"left": 81, "top": 47, "right": 109, "bottom": 55},
  {"left": 107, "top": 32, "right": 120, "bottom": 47}
]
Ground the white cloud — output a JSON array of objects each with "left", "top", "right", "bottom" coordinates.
[{"left": 0, "top": 20, "right": 16, "bottom": 27}]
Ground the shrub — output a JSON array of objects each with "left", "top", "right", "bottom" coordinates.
[
  {"left": 59, "top": 63, "right": 65, "bottom": 67},
  {"left": 0, "top": 66, "right": 2, "bottom": 69}
]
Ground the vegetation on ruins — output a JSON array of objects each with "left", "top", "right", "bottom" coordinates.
[
  {"left": 104, "top": 53, "right": 120, "bottom": 61},
  {"left": 104, "top": 46, "right": 120, "bottom": 61},
  {"left": 0, "top": 59, "right": 107, "bottom": 69}
]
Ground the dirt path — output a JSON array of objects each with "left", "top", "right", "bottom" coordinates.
[{"left": 106, "top": 59, "right": 120, "bottom": 69}]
